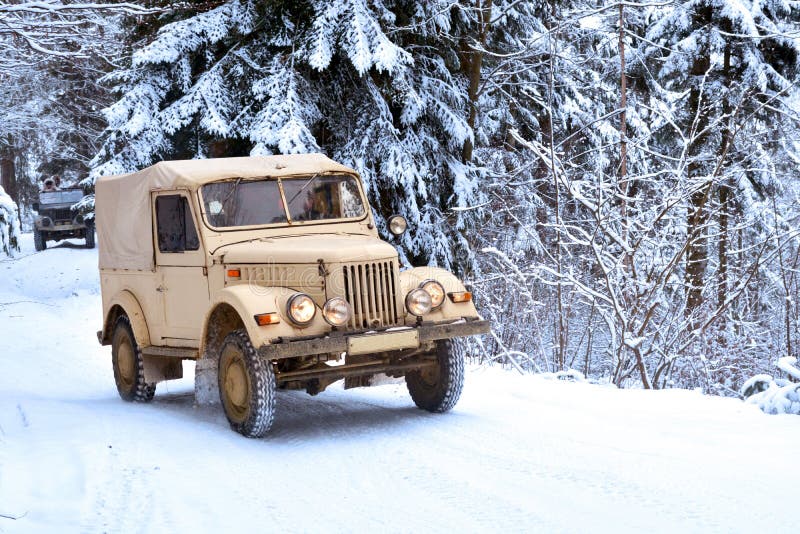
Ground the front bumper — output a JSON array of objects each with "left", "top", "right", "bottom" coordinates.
[
  {"left": 35, "top": 222, "right": 86, "bottom": 232},
  {"left": 261, "top": 318, "right": 491, "bottom": 360}
]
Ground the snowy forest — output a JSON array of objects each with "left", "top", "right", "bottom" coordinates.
[{"left": 1, "top": 0, "right": 799, "bottom": 396}]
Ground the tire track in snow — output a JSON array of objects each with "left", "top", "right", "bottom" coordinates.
[{"left": 82, "top": 435, "right": 157, "bottom": 533}]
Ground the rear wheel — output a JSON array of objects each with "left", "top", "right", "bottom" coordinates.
[
  {"left": 218, "top": 329, "right": 276, "bottom": 438},
  {"left": 406, "top": 340, "right": 464, "bottom": 413},
  {"left": 33, "top": 228, "right": 46, "bottom": 251},
  {"left": 111, "top": 316, "right": 156, "bottom": 402}
]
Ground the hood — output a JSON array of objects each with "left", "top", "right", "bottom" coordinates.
[{"left": 219, "top": 234, "right": 398, "bottom": 264}]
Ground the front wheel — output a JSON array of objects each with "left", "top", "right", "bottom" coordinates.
[
  {"left": 218, "top": 329, "right": 276, "bottom": 438},
  {"left": 406, "top": 340, "right": 464, "bottom": 413},
  {"left": 33, "top": 228, "right": 46, "bottom": 251}
]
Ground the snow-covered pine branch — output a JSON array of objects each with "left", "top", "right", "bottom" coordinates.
[{"left": 0, "top": 185, "right": 20, "bottom": 256}]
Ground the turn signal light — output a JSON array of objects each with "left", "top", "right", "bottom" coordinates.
[
  {"left": 254, "top": 313, "right": 280, "bottom": 326},
  {"left": 448, "top": 291, "right": 472, "bottom": 303},
  {"left": 227, "top": 268, "right": 241, "bottom": 280}
]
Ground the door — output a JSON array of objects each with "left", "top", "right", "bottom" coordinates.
[{"left": 152, "top": 191, "right": 209, "bottom": 345}]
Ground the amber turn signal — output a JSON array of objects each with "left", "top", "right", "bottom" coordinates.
[
  {"left": 254, "top": 313, "right": 280, "bottom": 326},
  {"left": 448, "top": 291, "right": 472, "bottom": 303},
  {"left": 227, "top": 268, "right": 241, "bottom": 280}
]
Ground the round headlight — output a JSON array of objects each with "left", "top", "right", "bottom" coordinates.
[
  {"left": 287, "top": 293, "right": 316, "bottom": 325},
  {"left": 74, "top": 214, "right": 84, "bottom": 224},
  {"left": 323, "top": 297, "right": 352, "bottom": 327},
  {"left": 405, "top": 288, "right": 432, "bottom": 317},
  {"left": 387, "top": 215, "right": 408, "bottom": 236},
  {"left": 41, "top": 217, "right": 52, "bottom": 227},
  {"left": 420, "top": 279, "right": 445, "bottom": 309}
]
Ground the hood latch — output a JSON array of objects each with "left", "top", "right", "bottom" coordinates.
[{"left": 317, "top": 258, "right": 329, "bottom": 277}]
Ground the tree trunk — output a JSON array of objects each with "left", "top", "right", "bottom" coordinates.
[
  {"left": 716, "top": 39, "right": 733, "bottom": 316},
  {"left": 717, "top": 185, "right": 729, "bottom": 311},
  {"left": 684, "top": 6, "right": 713, "bottom": 327},
  {"left": 0, "top": 151, "right": 18, "bottom": 207},
  {"left": 619, "top": 3, "right": 628, "bottom": 212},
  {"left": 462, "top": 0, "right": 493, "bottom": 163},
  {"left": 685, "top": 166, "right": 709, "bottom": 326}
]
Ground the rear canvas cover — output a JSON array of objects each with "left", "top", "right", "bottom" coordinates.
[{"left": 95, "top": 154, "right": 356, "bottom": 270}]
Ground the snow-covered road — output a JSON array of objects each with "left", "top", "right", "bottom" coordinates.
[{"left": 1, "top": 234, "right": 799, "bottom": 533}]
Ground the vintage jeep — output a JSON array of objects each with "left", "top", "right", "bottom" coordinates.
[
  {"left": 33, "top": 187, "right": 95, "bottom": 251},
  {"left": 95, "top": 155, "right": 489, "bottom": 437}
]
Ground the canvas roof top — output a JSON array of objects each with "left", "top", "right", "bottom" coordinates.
[
  {"left": 97, "top": 154, "right": 356, "bottom": 191},
  {"left": 96, "top": 154, "right": 357, "bottom": 270}
]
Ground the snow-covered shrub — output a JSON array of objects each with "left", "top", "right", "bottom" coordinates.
[
  {"left": 742, "top": 358, "right": 800, "bottom": 415},
  {"left": 541, "top": 369, "right": 586, "bottom": 383},
  {"left": 0, "top": 185, "right": 20, "bottom": 256},
  {"left": 745, "top": 381, "right": 800, "bottom": 415},
  {"left": 72, "top": 194, "right": 95, "bottom": 222}
]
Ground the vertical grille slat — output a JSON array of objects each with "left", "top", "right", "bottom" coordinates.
[
  {"left": 388, "top": 261, "right": 397, "bottom": 323},
  {"left": 341, "top": 260, "right": 399, "bottom": 330},
  {"left": 363, "top": 264, "right": 372, "bottom": 321},
  {"left": 377, "top": 262, "right": 387, "bottom": 321},
  {"left": 357, "top": 265, "right": 367, "bottom": 327},
  {"left": 385, "top": 261, "right": 393, "bottom": 324},
  {"left": 350, "top": 265, "right": 360, "bottom": 326},
  {"left": 368, "top": 264, "right": 378, "bottom": 322}
]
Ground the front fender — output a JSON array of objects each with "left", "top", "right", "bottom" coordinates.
[
  {"left": 201, "top": 285, "right": 331, "bottom": 352},
  {"left": 399, "top": 267, "right": 479, "bottom": 323}
]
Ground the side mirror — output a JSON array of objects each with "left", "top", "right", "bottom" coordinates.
[
  {"left": 387, "top": 215, "right": 408, "bottom": 236},
  {"left": 32, "top": 202, "right": 39, "bottom": 212}
]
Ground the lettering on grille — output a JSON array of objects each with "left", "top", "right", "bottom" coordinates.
[{"left": 342, "top": 261, "right": 399, "bottom": 329}]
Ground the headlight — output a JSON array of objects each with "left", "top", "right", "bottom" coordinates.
[
  {"left": 420, "top": 279, "right": 445, "bottom": 309},
  {"left": 41, "top": 217, "right": 52, "bottom": 227},
  {"left": 405, "top": 288, "right": 432, "bottom": 317},
  {"left": 287, "top": 293, "right": 316, "bottom": 325},
  {"left": 323, "top": 297, "right": 352, "bottom": 327},
  {"left": 74, "top": 214, "right": 84, "bottom": 224},
  {"left": 387, "top": 215, "right": 408, "bottom": 236}
]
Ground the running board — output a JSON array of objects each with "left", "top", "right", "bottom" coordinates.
[{"left": 141, "top": 346, "right": 199, "bottom": 359}]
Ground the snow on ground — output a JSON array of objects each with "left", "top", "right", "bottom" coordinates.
[{"left": 1, "top": 233, "right": 800, "bottom": 533}]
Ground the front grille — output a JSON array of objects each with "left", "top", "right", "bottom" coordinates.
[
  {"left": 48, "top": 208, "right": 74, "bottom": 222},
  {"left": 342, "top": 261, "right": 400, "bottom": 329}
]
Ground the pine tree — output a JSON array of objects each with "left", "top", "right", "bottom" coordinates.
[
  {"left": 92, "top": 1, "right": 542, "bottom": 269},
  {"left": 643, "top": 0, "right": 800, "bottom": 324}
]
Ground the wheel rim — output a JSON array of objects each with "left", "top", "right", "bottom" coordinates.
[
  {"left": 418, "top": 362, "right": 441, "bottom": 388},
  {"left": 221, "top": 344, "right": 250, "bottom": 423},
  {"left": 117, "top": 336, "right": 136, "bottom": 388}
]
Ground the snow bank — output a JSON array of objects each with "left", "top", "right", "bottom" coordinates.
[{"left": 0, "top": 184, "right": 20, "bottom": 256}]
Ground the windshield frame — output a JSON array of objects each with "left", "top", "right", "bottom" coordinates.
[{"left": 197, "top": 172, "right": 370, "bottom": 233}]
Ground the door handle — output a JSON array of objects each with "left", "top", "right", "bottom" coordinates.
[{"left": 156, "top": 285, "right": 166, "bottom": 293}]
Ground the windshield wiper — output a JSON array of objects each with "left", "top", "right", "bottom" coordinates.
[{"left": 284, "top": 172, "right": 321, "bottom": 208}]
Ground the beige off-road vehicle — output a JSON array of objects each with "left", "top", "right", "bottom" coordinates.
[{"left": 96, "top": 155, "right": 489, "bottom": 437}]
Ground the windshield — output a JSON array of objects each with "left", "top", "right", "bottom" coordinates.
[
  {"left": 201, "top": 174, "right": 366, "bottom": 229},
  {"left": 40, "top": 189, "right": 84, "bottom": 205}
]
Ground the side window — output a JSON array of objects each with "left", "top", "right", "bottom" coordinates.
[{"left": 156, "top": 195, "right": 200, "bottom": 253}]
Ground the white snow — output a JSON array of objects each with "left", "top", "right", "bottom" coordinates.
[
  {"left": 2, "top": 234, "right": 800, "bottom": 532},
  {"left": 0, "top": 185, "right": 20, "bottom": 256}
]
